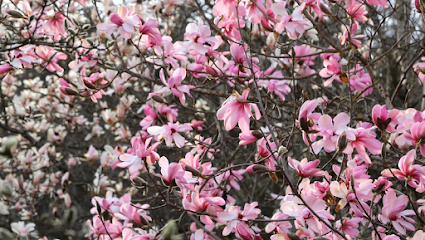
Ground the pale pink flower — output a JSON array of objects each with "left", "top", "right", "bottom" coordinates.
[
  {"left": 218, "top": 202, "right": 261, "bottom": 239},
  {"left": 379, "top": 189, "right": 415, "bottom": 235},
  {"left": 217, "top": 88, "right": 261, "bottom": 133},
  {"left": 157, "top": 68, "right": 195, "bottom": 105},
  {"left": 84, "top": 145, "right": 99, "bottom": 162},
  {"left": 147, "top": 122, "right": 192, "bottom": 148},
  {"left": 343, "top": 126, "right": 382, "bottom": 165},
  {"left": 288, "top": 157, "right": 324, "bottom": 177},
  {"left": 182, "top": 189, "right": 225, "bottom": 225},
  {"left": 381, "top": 150, "right": 425, "bottom": 189},
  {"left": 137, "top": 19, "right": 163, "bottom": 46},
  {"left": 183, "top": 19, "right": 219, "bottom": 55},
  {"left": 118, "top": 137, "right": 160, "bottom": 178},
  {"left": 336, "top": 218, "right": 362, "bottom": 238},
  {"left": 320, "top": 56, "right": 343, "bottom": 87},
  {"left": 97, "top": 6, "right": 140, "bottom": 39},
  {"left": 43, "top": 12, "right": 67, "bottom": 41},
  {"left": 36, "top": 45, "right": 67, "bottom": 72},
  {"left": 11, "top": 221, "right": 37, "bottom": 238},
  {"left": 403, "top": 121, "right": 425, "bottom": 156},
  {"left": 346, "top": 1, "right": 368, "bottom": 23},
  {"left": 139, "top": 105, "right": 157, "bottom": 130},
  {"left": 157, "top": 156, "right": 187, "bottom": 185},
  {"left": 272, "top": 2, "right": 308, "bottom": 39},
  {"left": 372, "top": 104, "right": 400, "bottom": 132},
  {"left": 349, "top": 64, "right": 372, "bottom": 96},
  {"left": 151, "top": 36, "right": 187, "bottom": 68}
]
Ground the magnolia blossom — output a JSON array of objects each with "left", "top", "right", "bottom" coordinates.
[
  {"left": 272, "top": 2, "right": 308, "bottom": 39},
  {"left": 372, "top": 104, "right": 400, "bottom": 132},
  {"left": 218, "top": 202, "right": 261, "bottom": 239},
  {"left": 147, "top": 122, "right": 192, "bottom": 148},
  {"left": 157, "top": 68, "right": 195, "bottom": 105},
  {"left": 381, "top": 150, "right": 425, "bottom": 189},
  {"left": 97, "top": 6, "right": 140, "bottom": 39},
  {"left": 217, "top": 88, "right": 261, "bottom": 133},
  {"left": 379, "top": 189, "right": 415, "bottom": 235},
  {"left": 288, "top": 157, "right": 324, "bottom": 178},
  {"left": 11, "top": 221, "right": 38, "bottom": 239}
]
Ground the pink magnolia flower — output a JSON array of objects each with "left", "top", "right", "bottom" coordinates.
[
  {"left": 218, "top": 202, "right": 261, "bottom": 239},
  {"left": 214, "top": 16, "right": 245, "bottom": 41},
  {"left": 379, "top": 189, "right": 415, "bottom": 235},
  {"left": 280, "top": 195, "right": 334, "bottom": 235},
  {"left": 43, "top": 12, "right": 67, "bottom": 41},
  {"left": 216, "top": 88, "right": 261, "bottom": 133},
  {"left": 288, "top": 157, "right": 324, "bottom": 177},
  {"left": 403, "top": 121, "right": 425, "bottom": 156},
  {"left": 372, "top": 104, "right": 400, "bottom": 132},
  {"left": 239, "top": 130, "right": 261, "bottom": 145},
  {"left": 138, "top": 19, "right": 163, "bottom": 46},
  {"left": 349, "top": 64, "right": 372, "bottom": 96},
  {"left": 147, "top": 122, "right": 193, "bottom": 148},
  {"left": 320, "top": 56, "right": 343, "bottom": 87},
  {"left": 182, "top": 189, "right": 225, "bottom": 225},
  {"left": 97, "top": 6, "right": 140, "bottom": 39},
  {"left": 151, "top": 36, "right": 187, "bottom": 69},
  {"left": 343, "top": 126, "right": 382, "bottom": 165},
  {"left": 118, "top": 137, "right": 160, "bottom": 178},
  {"left": 139, "top": 105, "right": 157, "bottom": 130},
  {"left": 335, "top": 218, "right": 363, "bottom": 238},
  {"left": 272, "top": 2, "right": 308, "bottom": 39},
  {"left": 157, "top": 68, "right": 195, "bottom": 105},
  {"left": 381, "top": 150, "right": 425, "bottom": 189},
  {"left": 80, "top": 69, "right": 107, "bottom": 102},
  {"left": 311, "top": 113, "right": 353, "bottom": 154},
  {"left": 183, "top": 19, "right": 219, "bottom": 55},
  {"left": 257, "top": 68, "right": 291, "bottom": 101},
  {"left": 36, "top": 45, "right": 67, "bottom": 73},
  {"left": 346, "top": 1, "right": 368, "bottom": 23},
  {"left": 9, "top": 46, "right": 37, "bottom": 69},
  {"left": 339, "top": 23, "right": 365, "bottom": 48},
  {"left": 156, "top": 156, "right": 187, "bottom": 185}
]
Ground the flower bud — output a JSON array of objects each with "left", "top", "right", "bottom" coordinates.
[
  {"left": 152, "top": 95, "right": 166, "bottom": 104},
  {"left": 339, "top": 71, "right": 348, "bottom": 83},
  {"left": 61, "top": 87, "right": 80, "bottom": 96},
  {"left": 278, "top": 146, "right": 288, "bottom": 155},
  {"left": 415, "top": 0, "right": 422, "bottom": 12},
  {"left": 376, "top": 117, "right": 391, "bottom": 131},
  {"left": 336, "top": 131, "right": 348, "bottom": 152},
  {"left": 6, "top": 10, "right": 26, "bottom": 19},
  {"left": 84, "top": 81, "right": 97, "bottom": 90},
  {"left": 184, "top": 165, "right": 201, "bottom": 177},
  {"left": 205, "top": 65, "right": 217, "bottom": 76},
  {"left": 300, "top": 117, "right": 310, "bottom": 132},
  {"left": 252, "top": 164, "right": 269, "bottom": 174},
  {"left": 319, "top": 3, "right": 332, "bottom": 16},
  {"left": 287, "top": 232, "right": 301, "bottom": 240},
  {"left": 251, "top": 130, "right": 264, "bottom": 139}
]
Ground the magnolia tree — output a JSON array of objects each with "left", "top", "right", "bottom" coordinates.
[{"left": 2, "top": 0, "right": 425, "bottom": 239}]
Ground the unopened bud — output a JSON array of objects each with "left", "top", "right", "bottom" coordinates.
[
  {"left": 336, "top": 131, "right": 348, "bottom": 152},
  {"left": 62, "top": 87, "right": 80, "bottom": 96},
  {"left": 278, "top": 146, "right": 288, "bottom": 155},
  {"left": 300, "top": 117, "right": 310, "bottom": 132},
  {"left": 319, "top": 3, "right": 332, "bottom": 16},
  {"left": 162, "top": 220, "right": 177, "bottom": 240},
  {"left": 152, "top": 95, "right": 166, "bottom": 103},
  {"left": 251, "top": 130, "right": 264, "bottom": 139},
  {"left": 6, "top": 10, "right": 26, "bottom": 19},
  {"left": 139, "top": 214, "right": 150, "bottom": 226},
  {"left": 82, "top": 24, "right": 91, "bottom": 30},
  {"left": 287, "top": 232, "right": 301, "bottom": 240},
  {"left": 205, "top": 65, "right": 217, "bottom": 76},
  {"left": 252, "top": 164, "right": 269, "bottom": 174},
  {"left": 339, "top": 71, "right": 348, "bottom": 83},
  {"left": 184, "top": 165, "right": 201, "bottom": 177},
  {"left": 84, "top": 81, "right": 97, "bottom": 90}
]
